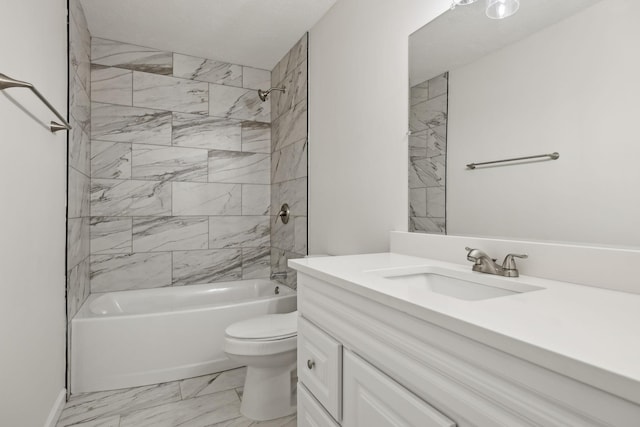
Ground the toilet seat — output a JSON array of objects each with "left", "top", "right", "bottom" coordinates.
[
  {"left": 225, "top": 311, "right": 297, "bottom": 341},
  {"left": 224, "top": 334, "right": 297, "bottom": 356},
  {"left": 224, "top": 311, "right": 298, "bottom": 356}
]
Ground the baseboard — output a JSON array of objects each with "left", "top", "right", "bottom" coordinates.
[{"left": 44, "top": 389, "right": 66, "bottom": 427}]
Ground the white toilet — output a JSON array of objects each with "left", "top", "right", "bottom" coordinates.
[{"left": 224, "top": 311, "right": 298, "bottom": 421}]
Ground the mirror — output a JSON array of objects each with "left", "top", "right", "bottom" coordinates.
[{"left": 409, "top": 0, "right": 640, "bottom": 248}]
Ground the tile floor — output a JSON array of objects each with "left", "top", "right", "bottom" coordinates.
[{"left": 57, "top": 367, "right": 297, "bottom": 427}]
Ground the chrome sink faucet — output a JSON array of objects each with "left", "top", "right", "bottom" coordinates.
[{"left": 465, "top": 247, "right": 528, "bottom": 277}]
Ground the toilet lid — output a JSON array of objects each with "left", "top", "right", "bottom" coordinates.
[{"left": 225, "top": 311, "right": 297, "bottom": 340}]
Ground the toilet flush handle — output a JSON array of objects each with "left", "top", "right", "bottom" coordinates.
[{"left": 307, "top": 359, "right": 315, "bottom": 370}]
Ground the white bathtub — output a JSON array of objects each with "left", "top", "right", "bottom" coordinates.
[{"left": 71, "top": 279, "right": 296, "bottom": 393}]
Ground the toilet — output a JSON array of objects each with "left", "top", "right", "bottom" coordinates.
[{"left": 224, "top": 310, "right": 298, "bottom": 421}]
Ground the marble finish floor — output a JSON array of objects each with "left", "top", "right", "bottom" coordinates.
[{"left": 57, "top": 367, "right": 296, "bottom": 427}]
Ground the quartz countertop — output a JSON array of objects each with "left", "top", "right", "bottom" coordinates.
[{"left": 289, "top": 253, "right": 640, "bottom": 406}]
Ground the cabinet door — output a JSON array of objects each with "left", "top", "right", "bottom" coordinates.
[
  {"left": 343, "top": 350, "right": 456, "bottom": 427},
  {"left": 298, "top": 317, "right": 342, "bottom": 420},
  {"left": 299, "top": 383, "right": 340, "bottom": 427}
]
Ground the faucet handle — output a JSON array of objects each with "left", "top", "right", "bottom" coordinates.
[
  {"left": 465, "top": 247, "right": 478, "bottom": 262},
  {"left": 465, "top": 247, "right": 493, "bottom": 263},
  {"left": 502, "top": 253, "right": 528, "bottom": 271}
]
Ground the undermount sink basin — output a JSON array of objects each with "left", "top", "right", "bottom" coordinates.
[{"left": 368, "top": 265, "right": 544, "bottom": 301}]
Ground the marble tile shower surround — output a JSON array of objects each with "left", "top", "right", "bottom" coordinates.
[
  {"left": 409, "top": 72, "right": 448, "bottom": 234},
  {"left": 270, "top": 34, "right": 309, "bottom": 289},
  {"left": 68, "top": 0, "right": 91, "bottom": 331},
  {"left": 87, "top": 37, "right": 275, "bottom": 292},
  {"left": 68, "top": 0, "right": 92, "bottom": 397},
  {"left": 57, "top": 367, "right": 297, "bottom": 426}
]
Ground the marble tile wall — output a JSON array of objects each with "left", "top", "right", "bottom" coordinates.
[
  {"left": 409, "top": 72, "right": 448, "bottom": 234},
  {"left": 68, "top": 0, "right": 92, "bottom": 394},
  {"left": 270, "top": 34, "right": 309, "bottom": 289},
  {"left": 88, "top": 37, "right": 273, "bottom": 292}
]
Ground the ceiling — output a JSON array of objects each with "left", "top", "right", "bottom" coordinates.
[{"left": 80, "top": 0, "right": 337, "bottom": 70}]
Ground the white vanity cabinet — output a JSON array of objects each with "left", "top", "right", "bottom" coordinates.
[
  {"left": 298, "top": 316, "right": 342, "bottom": 420},
  {"left": 298, "top": 384, "right": 340, "bottom": 427},
  {"left": 296, "top": 272, "right": 640, "bottom": 427},
  {"left": 298, "top": 316, "right": 455, "bottom": 427},
  {"left": 342, "top": 350, "right": 456, "bottom": 427}
]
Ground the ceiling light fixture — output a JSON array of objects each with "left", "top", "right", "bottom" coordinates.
[
  {"left": 485, "top": 0, "right": 520, "bottom": 19},
  {"left": 450, "top": 0, "right": 520, "bottom": 20}
]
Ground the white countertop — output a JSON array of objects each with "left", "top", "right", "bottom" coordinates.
[{"left": 289, "top": 253, "right": 640, "bottom": 406}]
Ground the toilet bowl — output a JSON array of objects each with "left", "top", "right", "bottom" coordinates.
[{"left": 224, "top": 311, "right": 298, "bottom": 421}]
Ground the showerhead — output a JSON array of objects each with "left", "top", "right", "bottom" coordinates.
[
  {"left": 258, "top": 89, "right": 270, "bottom": 102},
  {"left": 257, "top": 87, "right": 285, "bottom": 102}
]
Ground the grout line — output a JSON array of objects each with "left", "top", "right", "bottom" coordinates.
[
  {"left": 68, "top": 163, "right": 91, "bottom": 180},
  {"left": 178, "top": 378, "right": 186, "bottom": 401},
  {"left": 89, "top": 41, "right": 267, "bottom": 88},
  {"left": 131, "top": 66, "right": 134, "bottom": 106},
  {"left": 91, "top": 97, "right": 269, "bottom": 124}
]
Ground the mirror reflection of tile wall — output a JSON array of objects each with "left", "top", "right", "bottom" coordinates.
[{"left": 408, "top": 72, "right": 448, "bottom": 234}]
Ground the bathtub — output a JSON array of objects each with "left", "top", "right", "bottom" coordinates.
[{"left": 71, "top": 279, "right": 296, "bottom": 394}]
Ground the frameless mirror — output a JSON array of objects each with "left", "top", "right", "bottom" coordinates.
[{"left": 408, "top": 0, "right": 640, "bottom": 248}]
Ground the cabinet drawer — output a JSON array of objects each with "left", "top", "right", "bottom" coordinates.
[
  {"left": 298, "top": 384, "right": 340, "bottom": 427},
  {"left": 298, "top": 316, "right": 342, "bottom": 420},
  {"left": 343, "top": 350, "right": 456, "bottom": 427}
]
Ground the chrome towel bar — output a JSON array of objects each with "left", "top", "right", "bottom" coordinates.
[
  {"left": 466, "top": 152, "right": 559, "bottom": 170},
  {"left": 0, "top": 72, "right": 71, "bottom": 133}
]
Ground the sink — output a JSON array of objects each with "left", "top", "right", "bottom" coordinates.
[{"left": 368, "top": 266, "right": 544, "bottom": 301}]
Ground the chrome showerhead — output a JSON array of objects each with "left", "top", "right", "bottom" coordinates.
[
  {"left": 257, "top": 86, "right": 285, "bottom": 102},
  {"left": 258, "top": 89, "right": 270, "bottom": 102}
]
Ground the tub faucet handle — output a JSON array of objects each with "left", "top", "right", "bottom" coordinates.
[{"left": 278, "top": 203, "right": 290, "bottom": 224}]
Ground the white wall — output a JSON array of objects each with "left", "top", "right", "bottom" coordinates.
[
  {"left": 0, "top": 0, "right": 68, "bottom": 425},
  {"left": 447, "top": 0, "right": 640, "bottom": 247},
  {"left": 308, "top": 0, "right": 451, "bottom": 255},
  {"left": 391, "top": 231, "right": 640, "bottom": 295}
]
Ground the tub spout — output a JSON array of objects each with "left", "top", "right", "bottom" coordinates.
[{"left": 271, "top": 271, "right": 288, "bottom": 280}]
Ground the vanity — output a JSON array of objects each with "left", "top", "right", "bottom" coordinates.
[
  {"left": 288, "top": 0, "right": 640, "bottom": 424},
  {"left": 289, "top": 237, "right": 640, "bottom": 427}
]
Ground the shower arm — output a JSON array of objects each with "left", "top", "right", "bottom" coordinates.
[{"left": 257, "top": 86, "right": 286, "bottom": 101}]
